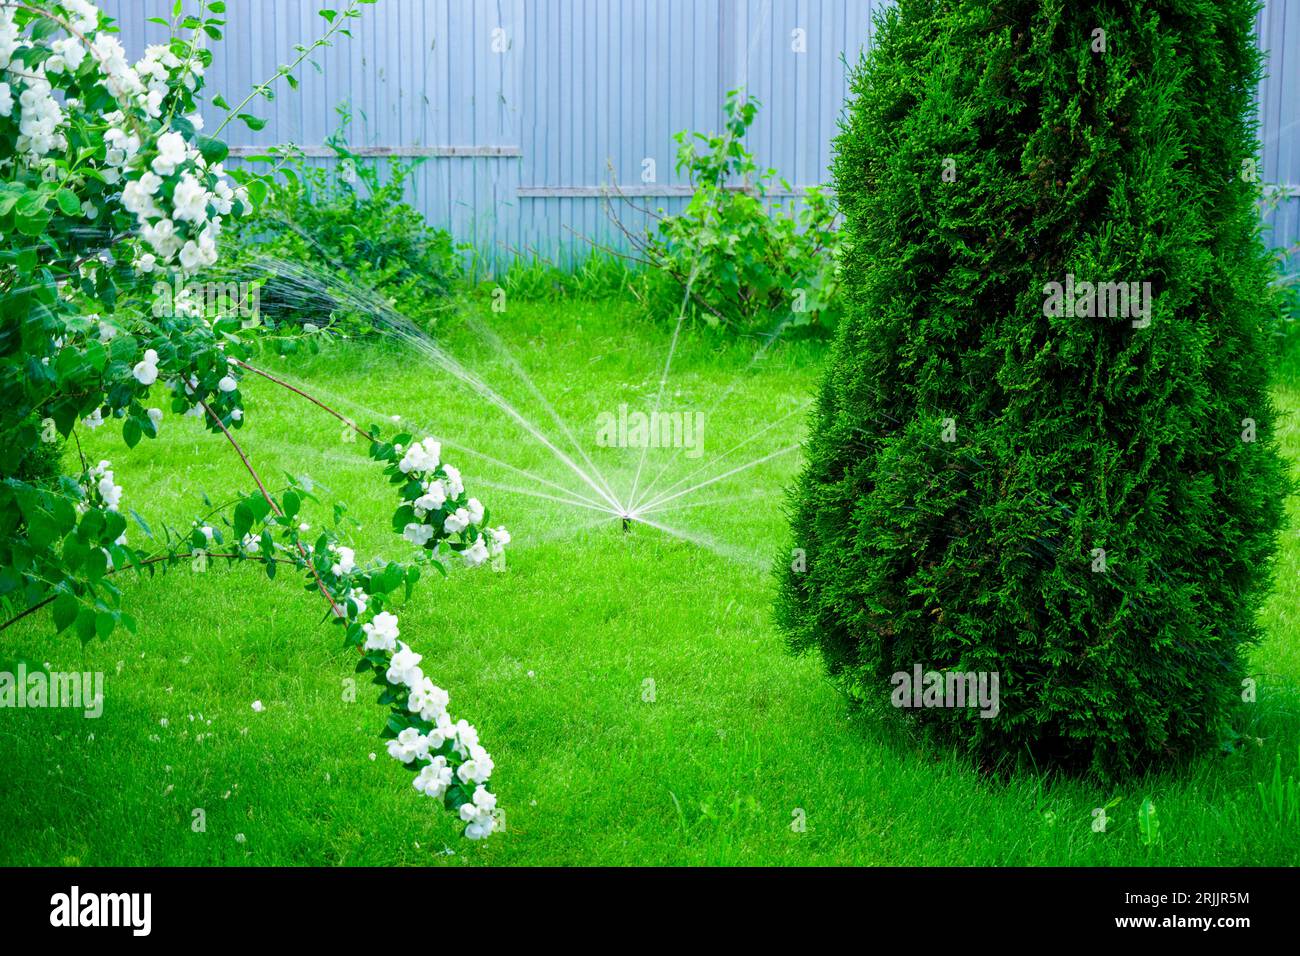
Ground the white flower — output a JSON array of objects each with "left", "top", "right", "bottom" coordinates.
[
  {"left": 362, "top": 611, "right": 400, "bottom": 652},
  {"left": 83, "top": 407, "right": 104, "bottom": 430},
  {"left": 398, "top": 437, "right": 441, "bottom": 475},
  {"left": 456, "top": 744, "right": 495, "bottom": 785},
  {"left": 179, "top": 240, "right": 206, "bottom": 272},
  {"left": 141, "top": 218, "right": 181, "bottom": 260},
  {"left": 413, "top": 756, "right": 453, "bottom": 798},
  {"left": 441, "top": 464, "right": 464, "bottom": 496},
  {"left": 217, "top": 374, "right": 237, "bottom": 393},
  {"left": 459, "top": 785, "right": 498, "bottom": 839},
  {"left": 132, "top": 348, "right": 159, "bottom": 385},
  {"left": 424, "top": 711, "right": 456, "bottom": 750},
  {"left": 413, "top": 480, "right": 446, "bottom": 516},
  {"left": 0, "top": 83, "right": 12, "bottom": 118},
  {"left": 385, "top": 727, "right": 428, "bottom": 764},
  {"left": 385, "top": 642, "right": 423, "bottom": 688},
  {"left": 462, "top": 538, "right": 489, "bottom": 567},
  {"left": 152, "top": 131, "right": 187, "bottom": 176},
  {"left": 488, "top": 526, "right": 511, "bottom": 556},
  {"left": 466, "top": 498, "right": 485, "bottom": 525},
  {"left": 251, "top": 700, "right": 264, "bottom": 713},
  {"left": 122, "top": 173, "right": 163, "bottom": 219},
  {"left": 171, "top": 172, "right": 209, "bottom": 224},
  {"left": 408, "top": 677, "right": 450, "bottom": 723},
  {"left": 51, "top": 36, "right": 86, "bottom": 72},
  {"left": 147, "top": 407, "right": 163, "bottom": 427},
  {"left": 443, "top": 508, "right": 470, "bottom": 535},
  {"left": 64, "top": 0, "right": 100, "bottom": 34},
  {"left": 451, "top": 719, "right": 480, "bottom": 756},
  {"left": 346, "top": 588, "right": 369, "bottom": 617},
  {"left": 330, "top": 545, "right": 355, "bottom": 576},
  {"left": 403, "top": 522, "right": 434, "bottom": 547}
]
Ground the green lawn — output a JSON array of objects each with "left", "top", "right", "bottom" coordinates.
[{"left": 2, "top": 299, "right": 1298, "bottom": 866}]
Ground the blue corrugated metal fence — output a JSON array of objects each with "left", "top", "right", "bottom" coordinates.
[{"left": 99, "top": 0, "right": 1299, "bottom": 274}]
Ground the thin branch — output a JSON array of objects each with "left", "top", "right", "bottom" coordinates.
[
  {"left": 198, "top": 398, "right": 345, "bottom": 621},
  {"left": 0, "top": 551, "right": 293, "bottom": 633}
]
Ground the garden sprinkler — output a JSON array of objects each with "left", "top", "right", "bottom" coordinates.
[{"left": 620, "top": 512, "right": 632, "bottom": 533}]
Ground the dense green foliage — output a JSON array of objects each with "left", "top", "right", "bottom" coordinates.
[
  {"left": 631, "top": 91, "right": 843, "bottom": 337},
  {"left": 779, "top": 0, "right": 1289, "bottom": 776},
  {"left": 222, "top": 113, "right": 461, "bottom": 337}
]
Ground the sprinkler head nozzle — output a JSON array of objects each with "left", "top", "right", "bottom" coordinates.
[{"left": 620, "top": 514, "right": 632, "bottom": 532}]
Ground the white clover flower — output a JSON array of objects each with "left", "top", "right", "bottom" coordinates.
[
  {"left": 250, "top": 700, "right": 264, "bottom": 713},
  {"left": 403, "top": 522, "right": 434, "bottom": 547},
  {"left": 462, "top": 538, "right": 489, "bottom": 568},
  {"left": 385, "top": 642, "right": 423, "bottom": 688},
  {"left": 408, "top": 677, "right": 450, "bottom": 723},
  {"left": 362, "top": 611, "right": 400, "bottom": 652},
  {"left": 443, "top": 508, "right": 470, "bottom": 535},
  {"left": 412, "top": 756, "right": 452, "bottom": 799}
]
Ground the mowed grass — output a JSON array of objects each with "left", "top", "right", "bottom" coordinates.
[{"left": 1, "top": 298, "right": 1298, "bottom": 866}]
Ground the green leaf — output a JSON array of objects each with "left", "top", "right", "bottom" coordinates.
[
  {"left": 75, "top": 606, "right": 96, "bottom": 644},
  {"left": 237, "top": 113, "right": 268, "bottom": 132},
  {"left": 196, "top": 135, "right": 229, "bottom": 166},
  {"left": 53, "top": 594, "right": 79, "bottom": 634},
  {"left": 53, "top": 189, "right": 81, "bottom": 216}
]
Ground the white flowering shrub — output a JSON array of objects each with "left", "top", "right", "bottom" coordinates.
[{"left": 0, "top": 1, "right": 503, "bottom": 840}]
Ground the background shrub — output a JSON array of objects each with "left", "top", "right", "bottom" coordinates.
[
  {"left": 222, "top": 108, "right": 462, "bottom": 337},
  {"left": 620, "top": 91, "right": 844, "bottom": 338},
  {"left": 778, "top": 0, "right": 1289, "bottom": 776}
]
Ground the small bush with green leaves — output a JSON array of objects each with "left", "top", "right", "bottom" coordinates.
[
  {"left": 621, "top": 90, "right": 843, "bottom": 337},
  {"left": 222, "top": 109, "right": 462, "bottom": 338},
  {"left": 778, "top": 0, "right": 1288, "bottom": 777}
]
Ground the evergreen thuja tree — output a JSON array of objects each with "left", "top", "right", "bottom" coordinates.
[{"left": 778, "top": 0, "right": 1288, "bottom": 775}]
